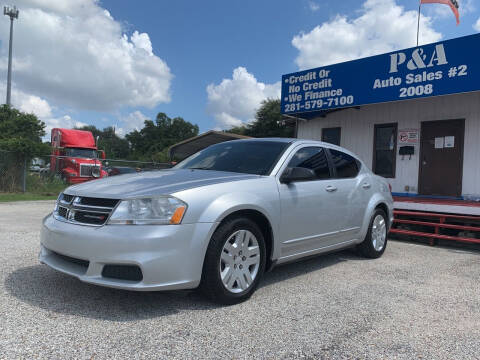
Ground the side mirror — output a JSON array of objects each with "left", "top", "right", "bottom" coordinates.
[
  {"left": 280, "top": 167, "right": 316, "bottom": 184},
  {"left": 99, "top": 150, "right": 106, "bottom": 160}
]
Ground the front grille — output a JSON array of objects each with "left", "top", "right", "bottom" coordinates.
[
  {"left": 62, "top": 194, "right": 74, "bottom": 203},
  {"left": 58, "top": 206, "right": 68, "bottom": 218},
  {"left": 102, "top": 265, "right": 143, "bottom": 282},
  {"left": 54, "top": 193, "right": 119, "bottom": 226},
  {"left": 73, "top": 211, "right": 108, "bottom": 225},
  {"left": 77, "top": 196, "right": 118, "bottom": 208},
  {"left": 80, "top": 164, "right": 100, "bottom": 177}
]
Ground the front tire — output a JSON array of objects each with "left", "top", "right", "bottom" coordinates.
[
  {"left": 357, "top": 209, "right": 388, "bottom": 259},
  {"left": 200, "top": 217, "right": 266, "bottom": 305}
]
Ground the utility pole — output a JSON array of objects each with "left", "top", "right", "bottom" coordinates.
[
  {"left": 4, "top": 6, "right": 19, "bottom": 106},
  {"left": 416, "top": 2, "right": 422, "bottom": 47}
]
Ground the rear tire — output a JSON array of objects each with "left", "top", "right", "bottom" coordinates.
[
  {"left": 200, "top": 217, "right": 266, "bottom": 305},
  {"left": 357, "top": 209, "right": 388, "bottom": 259}
]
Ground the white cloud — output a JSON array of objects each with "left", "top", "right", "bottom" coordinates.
[
  {"left": 0, "top": 0, "right": 172, "bottom": 112},
  {"left": 474, "top": 18, "right": 480, "bottom": 31},
  {"left": 292, "top": 0, "right": 442, "bottom": 69},
  {"left": 116, "top": 110, "right": 148, "bottom": 136},
  {"left": 308, "top": 1, "right": 320, "bottom": 12},
  {"left": 17, "top": 93, "right": 53, "bottom": 118},
  {"left": 42, "top": 115, "right": 88, "bottom": 137},
  {"left": 131, "top": 31, "right": 154, "bottom": 55},
  {"left": 206, "top": 67, "right": 280, "bottom": 129},
  {"left": 0, "top": 82, "right": 85, "bottom": 138}
]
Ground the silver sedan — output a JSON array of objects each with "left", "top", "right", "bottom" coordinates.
[{"left": 40, "top": 138, "right": 394, "bottom": 304}]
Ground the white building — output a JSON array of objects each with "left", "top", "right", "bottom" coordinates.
[
  {"left": 296, "top": 92, "right": 480, "bottom": 198},
  {"left": 282, "top": 34, "right": 480, "bottom": 200}
]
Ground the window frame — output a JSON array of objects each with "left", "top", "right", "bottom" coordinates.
[
  {"left": 373, "top": 123, "right": 398, "bottom": 179},
  {"left": 321, "top": 127, "right": 341, "bottom": 146},
  {"left": 283, "top": 145, "right": 333, "bottom": 182},
  {"left": 326, "top": 148, "right": 360, "bottom": 179}
]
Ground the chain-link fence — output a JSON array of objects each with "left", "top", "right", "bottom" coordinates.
[
  {"left": 0, "top": 150, "right": 27, "bottom": 192},
  {"left": 0, "top": 151, "right": 174, "bottom": 195}
]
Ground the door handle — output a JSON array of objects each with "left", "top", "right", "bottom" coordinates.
[
  {"left": 325, "top": 185, "right": 337, "bottom": 192},
  {"left": 362, "top": 183, "right": 371, "bottom": 189}
]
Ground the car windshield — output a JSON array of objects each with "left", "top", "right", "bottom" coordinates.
[
  {"left": 65, "top": 148, "right": 97, "bottom": 159},
  {"left": 175, "top": 141, "right": 290, "bottom": 175},
  {"left": 116, "top": 167, "right": 137, "bottom": 174}
]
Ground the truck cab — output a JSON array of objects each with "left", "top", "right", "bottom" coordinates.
[{"left": 50, "top": 128, "right": 108, "bottom": 184}]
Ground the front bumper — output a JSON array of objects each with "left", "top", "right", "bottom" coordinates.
[{"left": 40, "top": 214, "right": 217, "bottom": 291}]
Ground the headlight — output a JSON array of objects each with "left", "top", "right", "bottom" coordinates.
[{"left": 107, "top": 196, "right": 187, "bottom": 225}]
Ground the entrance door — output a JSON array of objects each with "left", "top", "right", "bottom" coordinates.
[{"left": 419, "top": 119, "right": 464, "bottom": 197}]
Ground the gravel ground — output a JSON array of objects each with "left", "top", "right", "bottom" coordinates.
[{"left": 0, "top": 201, "right": 479, "bottom": 359}]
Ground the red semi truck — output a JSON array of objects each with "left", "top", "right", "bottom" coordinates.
[{"left": 50, "top": 128, "right": 108, "bottom": 184}]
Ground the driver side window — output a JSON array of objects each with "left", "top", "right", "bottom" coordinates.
[{"left": 287, "top": 147, "right": 331, "bottom": 180}]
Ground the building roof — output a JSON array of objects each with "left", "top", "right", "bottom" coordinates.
[{"left": 168, "top": 130, "right": 251, "bottom": 160}]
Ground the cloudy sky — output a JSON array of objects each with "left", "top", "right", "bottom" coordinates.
[{"left": 0, "top": 0, "right": 478, "bottom": 136}]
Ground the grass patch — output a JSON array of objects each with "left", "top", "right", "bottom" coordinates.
[
  {"left": 0, "top": 173, "right": 67, "bottom": 202},
  {"left": 0, "top": 193, "right": 59, "bottom": 202},
  {"left": 26, "top": 173, "right": 66, "bottom": 195}
]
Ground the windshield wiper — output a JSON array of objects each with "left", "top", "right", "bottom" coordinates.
[{"left": 188, "top": 167, "right": 212, "bottom": 170}]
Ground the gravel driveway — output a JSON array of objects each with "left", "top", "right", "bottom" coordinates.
[{"left": 1, "top": 201, "right": 479, "bottom": 359}]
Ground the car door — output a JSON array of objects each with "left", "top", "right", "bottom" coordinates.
[
  {"left": 277, "top": 146, "right": 348, "bottom": 259},
  {"left": 327, "top": 148, "right": 370, "bottom": 235}
]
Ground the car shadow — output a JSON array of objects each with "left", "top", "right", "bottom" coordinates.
[
  {"left": 4, "top": 249, "right": 362, "bottom": 321},
  {"left": 261, "top": 248, "right": 363, "bottom": 288}
]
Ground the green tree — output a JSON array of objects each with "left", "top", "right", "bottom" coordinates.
[
  {"left": 226, "top": 125, "right": 247, "bottom": 136},
  {"left": 0, "top": 105, "right": 50, "bottom": 192},
  {"left": 227, "top": 99, "right": 294, "bottom": 138},
  {"left": 0, "top": 105, "right": 49, "bottom": 157},
  {"left": 126, "top": 112, "right": 199, "bottom": 160},
  {"left": 75, "top": 125, "right": 130, "bottom": 159}
]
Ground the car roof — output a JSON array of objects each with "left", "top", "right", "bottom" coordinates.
[
  {"left": 228, "top": 137, "right": 363, "bottom": 162},
  {"left": 228, "top": 137, "right": 295, "bottom": 143},
  {"left": 230, "top": 137, "right": 335, "bottom": 148}
]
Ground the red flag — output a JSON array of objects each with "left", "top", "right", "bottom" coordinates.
[{"left": 421, "top": 0, "right": 460, "bottom": 25}]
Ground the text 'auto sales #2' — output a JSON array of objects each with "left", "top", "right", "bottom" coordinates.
[{"left": 281, "top": 33, "right": 480, "bottom": 115}]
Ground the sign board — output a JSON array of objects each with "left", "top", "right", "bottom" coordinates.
[
  {"left": 281, "top": 34, "right": 480, "bottom": 115},
  {"left": 398, "top": 129, "right": 419, "bottom": 145}
]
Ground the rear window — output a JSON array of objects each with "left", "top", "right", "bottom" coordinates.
[{"left": 329, "top": 149, "right": 360, "bottom": 178}]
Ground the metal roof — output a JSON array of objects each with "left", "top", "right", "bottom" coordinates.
[{"left": 168, "top": 130, "right": 251, "bottom": 161}]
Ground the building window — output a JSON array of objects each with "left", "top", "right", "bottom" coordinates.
[
  {"left": 373, "top": 123, "right": 397, "bottom": 178},
  {"left": 322, "top": 127, "right": 341, "bottom": 146}
]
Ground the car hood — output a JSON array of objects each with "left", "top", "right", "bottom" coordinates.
[{"left": 65, "top": 169, "right": 261, "bottom": 199}]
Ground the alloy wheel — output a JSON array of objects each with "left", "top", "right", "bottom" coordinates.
[
  {"left": 219, "top": 229, "right": 261, "bottom": 293},
  {"left": 371, "top": 214, "right": 387, "bottom": 251}
]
